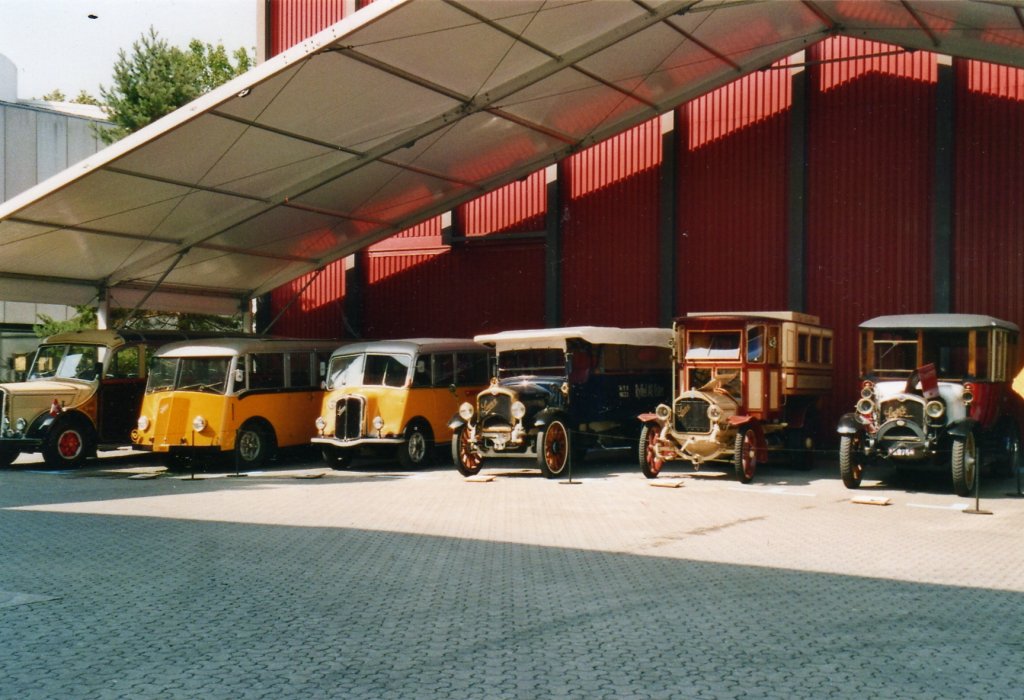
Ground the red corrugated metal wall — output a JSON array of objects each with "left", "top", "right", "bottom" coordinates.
[
  {"left": 268, "top": 260, "right": 347, "bottom": 338},
  {"left": 268, "top": 0, "right": 348, "bottom": 57},
  {"left": 805, "top": 38, "right": 937, "bottom": 424},
  {"left": 561, "top": 120, "right": 662, "bottom": 327},
  {"left": 676, "top": 61, "right": 792, "bottom": 315},
  {"left": 954, "top": 60, "right": 1024, "bottom": 330}
]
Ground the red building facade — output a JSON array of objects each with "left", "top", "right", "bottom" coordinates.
[{"left": 265, "top": 1, "right": 1024, "bottom": 434}]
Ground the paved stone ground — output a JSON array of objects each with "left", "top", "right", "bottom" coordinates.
[{"left": 1, "top": 447, "right": 1022, "bottom": 699}]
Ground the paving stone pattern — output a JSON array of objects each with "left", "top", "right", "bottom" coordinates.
[{"left": 1, "top": 453, "right": 1022, "bottom": 699}]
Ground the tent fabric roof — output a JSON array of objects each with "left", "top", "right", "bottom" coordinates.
[{"left": 1, "top": 0, "right": 1022, "bottom": 314}]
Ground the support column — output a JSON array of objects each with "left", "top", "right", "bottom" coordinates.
[
  {"left": 96, "top": 286, "right": 109, "bottom": 329},
  {"left": 343, "top": 253, "right": 364, "bottom": 338},
  {"left": 933, "top": 55, "right": 955, "bottom": 313},
  {"left": 544, "top": 164, "right": 561, "bottom": 328},
  {"left": 787, "top": 53, "right": 808, "bottom": 313},
  {"left": 659, "top": 111, "right": 678, "bottom": 328}
]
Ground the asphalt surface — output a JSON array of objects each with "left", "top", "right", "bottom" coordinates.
[{"left": 1, "top": 446, "right": 1022, "bottom": 699}]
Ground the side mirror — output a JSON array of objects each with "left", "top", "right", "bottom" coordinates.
[{"left": 449, "top": 383, "right": 457, "bottom": 395}]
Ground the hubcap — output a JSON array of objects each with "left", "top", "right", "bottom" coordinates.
[
  {"left": 408, "top": 431, "right": 426, "bottom": 463},
  {"left": 238, "top": 431, "right": 260, "bottom": 461},
  {"left": 546, "top": 424, "right": 567, "bottom": 471},
  {"left": 58, "top": 430, "right": 82, "bottom": 459}
]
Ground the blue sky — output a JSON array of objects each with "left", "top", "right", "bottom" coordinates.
[{"left": 0, "top": 0, "right": 258, "bottom": 100}]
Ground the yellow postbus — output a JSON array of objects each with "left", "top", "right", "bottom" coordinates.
[
  {"left": 132, "top": 337, "right": 341, "bottom": 470},
  {"left": 312, "top": 339, "right": 492, "bottom": 468}
]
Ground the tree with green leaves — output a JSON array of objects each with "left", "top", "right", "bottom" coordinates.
[
  {"left": 98, "top": 27, "right": 253, "bottom": 144},
  {"left": 38, "top": 88, "right": 102, "bottom": 105}
]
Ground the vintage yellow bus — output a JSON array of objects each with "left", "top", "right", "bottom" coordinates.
[
  {"left": 312, "top": 339, "right": 492, "bottom": 468},
  {"left": 132, "top": 337, "right": 340, "bottom": 470}
]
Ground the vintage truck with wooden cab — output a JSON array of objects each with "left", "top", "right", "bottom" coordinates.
[{"left": 638, "top": 312, "right": 833, "bottom": 482}]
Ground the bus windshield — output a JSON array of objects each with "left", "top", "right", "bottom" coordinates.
[
  {"left": 147, "top": 357, "right": 231, "bottom": 394},
  {"left": 327, "top": 353, "right": 412, "bottom": 389},
  {"left": 29, "top": 344, "right": 104, "bottom": 381}
]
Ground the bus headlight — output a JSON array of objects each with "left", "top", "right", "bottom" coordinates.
[
  {"left": 459, "top": 402, "right": 474, "bottom": 421},
  {"left": 511, "top": 401, "right": 526, "bottom": 420},
  {"left": 372, "top": 416, "right": 385, "bottom": 431},
  {"left": 192, "top": 415, "right": 207, "bottom": 432},
  {"left": 315, "top": 416, "right": 326, "bottom": 431},
  {"left": 137, "top": 416, "right": 150, "bottom": 432},
  {"left": 925, "top": 400, "right": 945, "bottom": 420}
]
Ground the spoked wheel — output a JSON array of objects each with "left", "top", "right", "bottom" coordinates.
[
  {"left": 733, "top": 427, "right": 757, "bottom": 483},
  {"left": 639, "top": 423, "right": 663, "bottom": 479},
  {"left": 839, "top": 433, "right": 864, "bottom": 489},
  {"left": 452, "top": 425, "right": 482, "bottom": 477},
  {"left": 952, "top": 431, "right": 978, "bottom": 497},
  {"left": 537, "top": 420, "right": 571, "bottom": 478},
  {"left": 397, "top": 423, "right": 433, "bottom": 468},
  {"left": 235, "top": 421, "right": 274, "bottom": 470},
  {"left": 321, "top": 445, "right": 355, "bottom": 470},
  {"left": 42, "top": 418, "right": 92, "bottom": 468}
]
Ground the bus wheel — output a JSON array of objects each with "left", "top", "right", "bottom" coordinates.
[
  {"left": 236, "top": 421, "right": 274, "bottom": 470},
  {"left": 537, "top": 420, "right": 570, "bottom": 478},
  {"left": 321, "top": 446, "right": 354, "bottom": 469},
  {"left": 952, "top": 432, "right": 978, "bottom": 497},
  {"left": 733, "top": 427, "right": 757, "bottom": 483},
  {"left": 839, "top": 434, "right": 863, "bottom": 489},
  {"left": 42, "top": 417, "right": 93, "bottom": 469},
  {"left": 397, "top": 422, "right": 433, "bottom": 468},
  {"left": 639, "top": 423, "right": 663, "bottom": 479},
  {"left": 452, "top": 425, "right": 482, "bottom": 476}
]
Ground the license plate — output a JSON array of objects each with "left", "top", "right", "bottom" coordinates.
[{"left": 891, "top": 447, "right": 916, "bottom": 457}]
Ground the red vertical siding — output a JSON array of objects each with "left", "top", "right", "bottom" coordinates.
[
  {"left": 675, "top": 58, "right": 792, "bottom": 315},
  {"left": 805, "top": 37, "right": 937, "bottom": 424},
  {"left": 560, "top": 120, "right": 661, "bottom": 327},
  {"left": 268, "top": 258, "right": 347, "bottom": 338},
  {"left": 363, "top": 244, "right": 545, "bottom": 338},
  {"left": 954, "top": 60, "right": 1024, "bottom": 333},
  {"left": 459, "top": 170, "right": 547, "bottom": 237},
  {"left": 268, "top": 0, "right": 349, "bottom": 57}
]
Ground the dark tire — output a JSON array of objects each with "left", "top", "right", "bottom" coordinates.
[
  {"left": 537, "top": 420, "right": 570, "bottom": 478},
  {"left": 452, "top": 425, "right": 482, "bottom": 477},
  {"left": 639, "top": 423, "right": 663, "bottom": 479},
  {"left": 235, "top": 421, "right": 274, "bottom": 470},
  {"left": 839, "top": 434, "right": 863, "bottom": 489},
  {"left": 164, "top": 452, "right": 191, "bottom": 473},
  {"left": 0, "top": 448, "right": 20, "bottom": 468},
  {"left": 41, "top": 417, "right": 93, "bottom": 468},
  {"left": 952, "top": 432, "right": 978, "bottom": 497},
  {"left": 321, "top": 445, "right": 355, "bottom": 470},
  {"left": 397, "top": 422, "right": 433, "bottom": 468},
  {"left": 733, "top": 427, "right": 757, "bottom": 483}
]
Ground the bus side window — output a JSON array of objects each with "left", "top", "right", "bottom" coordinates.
[
  {"left": 108, "top": 345, "right": 141, "bottom": 379},
  {"left": 433, "top": 353, "right": 455, "bottom": 388},
  {"left": 250, "top": 353, "right": 285, "bottom": 389},
  {"left": 456, "top": 352, "right": 489, "bottom": 385},
  {"left": 412, "top": 355, "right": 431, "bottom": 387},
  {"left": 288, "top": 352, "right": 312, "bottom": 387}
]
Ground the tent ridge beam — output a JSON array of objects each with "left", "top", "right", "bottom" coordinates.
[{"left": 900, "top": 0, "right": 941, "bottom": 47}]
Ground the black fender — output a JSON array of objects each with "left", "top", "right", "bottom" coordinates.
[
  {"left": 946, "top": 418, "right": 978, "bottom": 439},
  {"left": 29, "top": 410, "right": 93, "bottom": 439},
  {"left": 533, "top": 408, "right": 571, "bottom": 431},
  {"left": 836, "top": 414, "right": 862, "bottom": 436}
]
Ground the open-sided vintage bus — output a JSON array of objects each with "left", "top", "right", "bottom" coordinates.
[
  {"left": 451, "top": 327, "right": 672, "bottom": 478},
  {"left": 639, "top": 312, "right": 833, "bottom": 483},
  {"left": 132, "top": 337, "right": 340, "bottom": 470},
  {"left": 312, "top": 339, "right": 492, "bottom": 468},
  {"left": 0, "top": 328, "right": 223, "bottom": 468}
]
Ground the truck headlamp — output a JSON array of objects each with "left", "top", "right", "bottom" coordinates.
[
  {"left": 458, "top": 402, "right": 474, "bottom": 421},
  {"left": 925, "top": 400, "right": 945, "bottom": 420},
  {"left": 15, "top": 417, "right": 28, "bottom": 432},
  {"left": 137, "top": 416, "right": 149, "bottom": 432},
  {"left": 192, "top": 415, "right": 207, "bottom": 432},
  {"left": 315, "top": 416, "right": 326, "bottom": 431},
  {"left": 511, "top": 401, "right": 526, "bottom": 420},
  {"left": 656, "top": 404, "right": 671, "bottom": 421}
]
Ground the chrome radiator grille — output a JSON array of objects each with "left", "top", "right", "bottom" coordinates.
[
  {"left": 880, "top": 397, "right": 925, "bottom": 426},
  {"left": 334, "top": 396, "right": 364, "bottom": 440},
  {"left": 479, "top": 393, "right": 512, "bottom": 429},
  {"left": 674, "top": 398, "right": 711, "bottom": 433}
]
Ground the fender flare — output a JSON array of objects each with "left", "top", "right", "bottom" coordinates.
[
  {"left": 448, "top": 414, "right": 466, "bottom": 431},
  {"left": 534, "top": 408, "right": 571, "bottom": 431},
  {"left": 637, "top": 412, "right": 661, "bottom": 424},
  {"left": 836, "top": 414, "right": 862, "bottom": 436},
  {"left": 946, "top": 418, "right": 978, "bottom": 439}
]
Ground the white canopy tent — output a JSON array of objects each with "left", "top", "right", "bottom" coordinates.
[{"left": 0, "top": 0, "right": 1021, "bottom": 315}]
